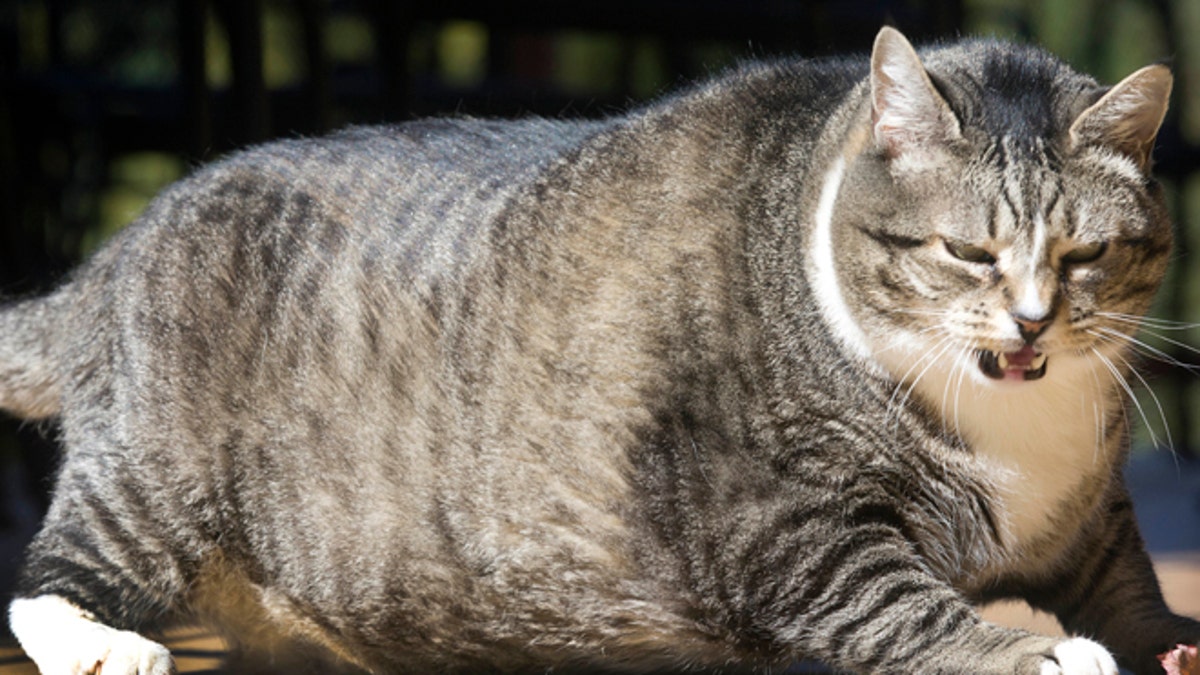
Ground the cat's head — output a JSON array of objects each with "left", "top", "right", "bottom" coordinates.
[{"left": 826, "top": 28, "right": 1174, "bottom": 393}]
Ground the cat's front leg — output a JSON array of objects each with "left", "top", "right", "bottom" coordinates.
[
  {"left": 1038, "top": 638, "right": 1120, "bottom": 675},
  {"left": 720, "top": 512, "right": 1118, "bottom": 674},
  {"left": 693, "top": 469, "right": 1124, "bottom": 674},
  {"left": 8, "top": 595, "right": 174, "bottom": 675},
  {"left": 1037, "top": 494, "right": 1200, "bottom": 675},
  {"left": 798, "top": 584, "right": 1120, "bottom": 674}
]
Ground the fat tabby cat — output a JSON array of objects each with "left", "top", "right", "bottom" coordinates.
[{"left": 3, "top": 27, "right": 1198, "bottom": 675}]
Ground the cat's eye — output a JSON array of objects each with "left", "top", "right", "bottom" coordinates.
[
  {"left": 1061, "top": 241, "right": 1108, "bottom": 265},
  {"left": 944, "top": 240, "right": 996, "bottom": 265}
]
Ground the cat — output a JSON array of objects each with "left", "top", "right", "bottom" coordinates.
[{"left": 3, "top": 25, "right": 1198, "bottom": 675}]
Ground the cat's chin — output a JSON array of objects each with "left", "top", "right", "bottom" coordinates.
[{"left": 977, "top": 346, "right": 1047, "bottom": 382}]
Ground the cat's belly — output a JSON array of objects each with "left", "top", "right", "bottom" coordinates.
[{"left": 196, "top": 559, "right": 725, "bottom": 672}]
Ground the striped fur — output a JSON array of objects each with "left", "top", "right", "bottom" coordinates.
[{"left": 4, "top": 28, "right": 1197, "bottom": 674}]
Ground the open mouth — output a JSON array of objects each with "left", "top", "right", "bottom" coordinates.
[{"left": 978, "top": 345, "right": 1047, "bottom": 381}]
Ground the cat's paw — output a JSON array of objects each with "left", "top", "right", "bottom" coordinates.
[
  {"left": 1038, "top": 637, "right": 1118, "bottom": 675},
  {"left": 9, "top": 595, "right": 175, "bottom": 674},
  {"left": 1159, "top": 644, "right": 1200, "bottom": 675},
  {"left": 51, "top": 628, "right": 174, "bottom": 675}
]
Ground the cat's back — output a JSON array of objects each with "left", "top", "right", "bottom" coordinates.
[
  {"left": 137, "top": 117, "right": 605, "bottom": 275},
  {"left": 60, "top": 116, "right": 609, "bottom": 361},
  {"left": 52, "top": 116, "right": 616, "bottom": 462}
]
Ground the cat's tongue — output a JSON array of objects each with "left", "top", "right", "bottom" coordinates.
[{"left": 978, "top": 346, "right": 1047, "bottom": 381}]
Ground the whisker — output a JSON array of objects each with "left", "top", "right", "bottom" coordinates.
[
  {"left": 1109, "top": 347, "right": 1174, "bottom": 454},
  {"left": 1095, "top": 311, "right": 1200, "bottom": 331},
  {"left": 1082, "top": 353, "right": 1107, "bottom": 466},
  {"left": 882, "top": 307, "right": 954, "bottom": 319},
  {"left": 872, "top": 323, "right": 949, "bottom": 358},
  {"left": 885, "top": 336, "right": 956, "bottom": 431},
  {"left": 1088, "top": 328, "right": 1200, "bottom": 375},
  {"left": 1116, "top": 327, "right": 1200, "bottom": 362},
  {"left": 895, "top": 338, "right": 957, "bottom": 416},
  {"left": 939, "top": 345, "right": 962, "bottom": 439},
  {"left": 885, "top": 342, "right": 941, "bottom": 426},
  {"left": 885, "top": 336, "right": 947, "bottom": 413},
  {"left": 1091, "top": 348, "right": 1165, "bottom": 451},
  {"left": 952, "top": 344, "right": 971, "bottom": 442}
]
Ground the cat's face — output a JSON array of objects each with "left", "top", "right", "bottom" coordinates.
[
  {"left": 836, "top": 142, "right": 1171, "bottom": 390},
  {"left": 825, "top": 33, "right": 1174, "bottom": 392}
]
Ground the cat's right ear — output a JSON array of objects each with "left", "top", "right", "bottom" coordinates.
[
  {"left": 870, "top": 27, "right": 961, "bottom": 163},
  {"left": 1067, "top": 64, "right": 1173, "bottom": 173}
]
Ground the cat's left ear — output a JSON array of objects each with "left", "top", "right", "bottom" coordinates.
[
  {"left": 870, "top": 27, "right": 962, "bottom": 161},
  {"left": 1068, "top": 64, "right": 1173, "bottom": 173}
]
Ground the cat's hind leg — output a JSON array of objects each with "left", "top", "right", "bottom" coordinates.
[
  {"left": 8, "top": 595, "right": 173, "bottom": 675},
  {"left": 8, "top": 458, "right": 194, "bottom": 674}
]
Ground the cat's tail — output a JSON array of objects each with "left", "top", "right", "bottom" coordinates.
[{"left": 0, "top": 292, "right": 66, "bottom": 419}]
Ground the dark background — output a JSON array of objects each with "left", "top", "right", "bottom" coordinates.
[{"left": 1, "top": 0, "right": 1198, "bottom": 643}]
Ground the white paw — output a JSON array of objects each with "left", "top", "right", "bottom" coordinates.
[
  {"left": 1039, "top": 637, "right": 1119, "bottom": 675},
  {"left": 9, "top": 595, "right": 174, "bottom": 675},
  {"left": 82, "top": 628, "right": 173, "bottom": 675}
]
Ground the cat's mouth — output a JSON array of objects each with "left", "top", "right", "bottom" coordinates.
[{"left": 977, "top": 346, "right": 1047, "bottom": 381}]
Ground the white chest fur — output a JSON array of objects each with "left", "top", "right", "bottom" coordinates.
[{"left": 890, "top": 351, "right": 1120, "bottom": 550}]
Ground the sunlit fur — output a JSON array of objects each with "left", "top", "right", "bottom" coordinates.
[{"left": 2, "top": 28, "right": 1197, "bottom": 675}]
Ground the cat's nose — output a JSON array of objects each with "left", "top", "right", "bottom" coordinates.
[{"left": 1011, "top": 313, "right": 1050, "bottom": 345}]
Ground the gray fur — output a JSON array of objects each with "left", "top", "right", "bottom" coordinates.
[{"left": 3, "top": 29, "right": 1197, "bottom": 674}]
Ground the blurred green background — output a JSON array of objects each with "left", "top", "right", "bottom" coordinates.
[{"left": 0, "top": 0, "right": 1197, "bottom": 585}]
